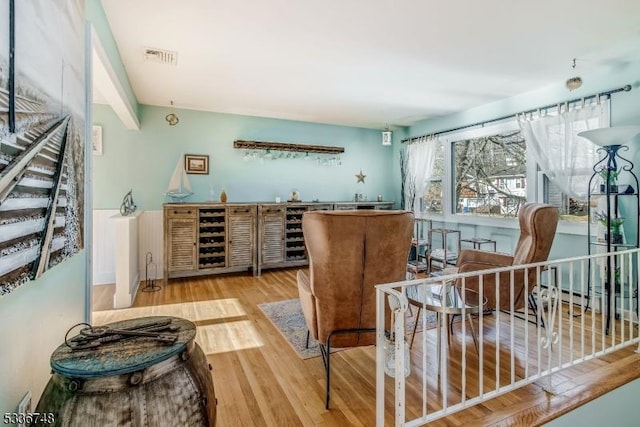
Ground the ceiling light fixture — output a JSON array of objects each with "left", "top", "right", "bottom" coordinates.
[
  {"left": 565, "top": 58, "right": 583, "bottom": 91},
  {"left": 382, "top": 125, "right": 392, "bottom": 146},
  {"left": 165, "top": 100, "right": 179, "bottom": 126}
]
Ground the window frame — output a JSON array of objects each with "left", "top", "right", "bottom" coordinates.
[{"left": 423, "top": 119, "right": 587, "bottom": 235}]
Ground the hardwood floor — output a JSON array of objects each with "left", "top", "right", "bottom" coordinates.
[{"left": 91, "top": 269, "right": 640, "bottom": 426}]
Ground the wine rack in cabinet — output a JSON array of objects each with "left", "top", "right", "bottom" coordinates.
[
  {"left": 285, "top": 204, "right": 333, "bottom": 264},
  {"left": 198, "top": 207, "right": 226, "bottom": 269},
  {"left": 285, "top": 206, "right": 306, "bottom": 263}
]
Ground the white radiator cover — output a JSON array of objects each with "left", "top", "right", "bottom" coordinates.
[
  {"left": 112, "top": 211, "right": 140, "bottom": 308},
  {"left": 92, "top": 209, "right": 164, "bottom": 285},
  {"left": 92, "top": 209, "right": 117, "bottom": 285}
]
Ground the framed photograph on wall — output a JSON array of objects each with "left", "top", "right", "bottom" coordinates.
[
  {"left": 92, "top": 125, "right": 103, "bottom": 156},
  {"left": 185, "top": 154, "right": 209, "bottom": 174},
  {"left": 0, "top": 0, "right": 86, "bottom": 294}
]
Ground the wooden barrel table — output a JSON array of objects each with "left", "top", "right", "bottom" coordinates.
[{"left": 34, "top": 316, "right": 216, "bottom": 426}]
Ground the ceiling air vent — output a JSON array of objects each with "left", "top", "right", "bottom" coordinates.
[{"left": 144, "top": 48, "right": 178, "bottom": 66}]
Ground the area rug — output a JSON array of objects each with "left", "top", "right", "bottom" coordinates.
[{"left": 258, "top": 299, "right": 436, "bottom": 360}]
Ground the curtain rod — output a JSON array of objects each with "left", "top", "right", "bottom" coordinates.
[{"left": 401, "top": 84, "right": 632, "bottom": 144}]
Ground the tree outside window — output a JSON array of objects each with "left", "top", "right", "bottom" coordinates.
[{"left": 453, "top": 130, "right": 527, "bottom": 218}]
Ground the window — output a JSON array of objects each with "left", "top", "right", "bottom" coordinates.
[
  {"left": 453, "top": 130, "right": 527, "bottom": 218},
  {"left": 421, "top": 141, "right": 444, "bottom": 213},
  {"left": 412, "top": 99, "right": 608, "bottom": 225},
  {"left": 539, "top": 172, "right": 589, "bottom": 221}
]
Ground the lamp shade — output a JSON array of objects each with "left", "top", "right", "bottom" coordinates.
[{"left": 578, "top": 126, "right": 640, "bottom": 147}]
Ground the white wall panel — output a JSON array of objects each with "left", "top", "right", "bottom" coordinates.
[
  {"left": 138, "top": 210, "right": 164, "bottom": 282},
  {"left": 92, "top": 209, "right": 118, "bottom": 285}
]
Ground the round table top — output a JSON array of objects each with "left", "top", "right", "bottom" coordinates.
[
  {"left": 405, "top": 282, "right": 486, "bottom": 315},
  {"left": 50, "top": 316, "right": 196, "bottom": 378}
]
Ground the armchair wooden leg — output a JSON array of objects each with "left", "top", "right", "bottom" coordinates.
[{"left": 305, "top": 330, "right": 310, "bottom": 349}]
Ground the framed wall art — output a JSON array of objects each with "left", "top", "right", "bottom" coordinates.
[
  {"left": 185, "top": 154, "right": 209, "bottom": 174},
  {"left": 92, "top": 125, "right": 103, "bottom": 156},
  {"left": 0, "top": 0, "right": 86, "bottom": 295}
]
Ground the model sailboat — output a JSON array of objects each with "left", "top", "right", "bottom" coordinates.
[{"left": 165, "top": 157, "right": 193, "bottom": 201}]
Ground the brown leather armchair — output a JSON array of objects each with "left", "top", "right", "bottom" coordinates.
[
  {"left": 455, "top": 203, "right": 559, "bottom": 312},
  {"left": 296, "top": 210, "right": 413, "bottom": 409}
]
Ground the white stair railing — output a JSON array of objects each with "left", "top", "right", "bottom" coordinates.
[{"left": 375, "top": 248, "right": 640, "bottom": 426}]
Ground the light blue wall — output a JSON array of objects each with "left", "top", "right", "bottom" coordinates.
[
  {"left": 545, "top": 378, "right": 640, "bottom": 426},
  {"left": 93, "top": 104, "right": 397, "bottom": 210},
  {"left": 0, "top": 253, "right": 86, "bottom": 413}
]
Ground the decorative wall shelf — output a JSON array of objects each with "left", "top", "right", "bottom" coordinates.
[{"left": 233, "top": 140, "right": 345, "bottom": 154}]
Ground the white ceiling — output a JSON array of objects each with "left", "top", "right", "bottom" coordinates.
[{"left": 98, "top": 0, "right": 640, "bottom": 129}]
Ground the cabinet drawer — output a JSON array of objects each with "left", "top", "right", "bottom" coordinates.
[
  {"left": 166, "top": 207, "right": 197, "bottom": 218},
  {"left": 229, "top": 206, "right": 254, "bottom": 215},
  {"left": 261, "top": 207, "right": 285, "bottom": 214},
  {"left": 333, "top": 204, "right": 356, "bottom": 210}
]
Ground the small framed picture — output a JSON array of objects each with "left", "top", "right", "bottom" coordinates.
[
  {"left": 92, "top": 125, "right": 103, "bottom": 156},
  {"left": 185, "top": 154, "right": 209, "bottom": 174}
]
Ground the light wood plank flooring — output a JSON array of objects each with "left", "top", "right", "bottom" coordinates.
[{"left": 91, "top": 269, "right": 640, "bottom": 426}]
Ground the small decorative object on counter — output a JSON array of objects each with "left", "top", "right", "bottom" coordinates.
[
  {"left": 220, "top": 188, "right": 228, "bottom": 203},
  {"left": 120, "top": 189, "right": 137, "bottom": 216},
  {"left": 377, "top": 194, "right": 383, "bottom": 202},
  {"left": 289, "top": 190, "right": 300, "bottom": 202}
]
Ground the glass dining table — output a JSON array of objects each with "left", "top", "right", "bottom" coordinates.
[{"left": 405, "top": 280, "right": 487, "bottom": 366}]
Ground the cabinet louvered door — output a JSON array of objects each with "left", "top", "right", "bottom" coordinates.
[
  {"left": 260, "top": 207, "right": 285, "bottom": 265},
  {"left": 228, "top": 207, "right": 255, "bottom": 268},
  {"left": 167, "top": 218, "right": 197, "bottom": 272}
]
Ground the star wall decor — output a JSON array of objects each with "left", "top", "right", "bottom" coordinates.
[{"left": 355, "top": 170, "right": 366, "bottom": 183}]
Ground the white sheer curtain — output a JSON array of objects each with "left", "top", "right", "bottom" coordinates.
[
  {"left": 518, "top": 100, "right": 610, "bottom": 200},
  {"left": 404, "top": 136, "right": 438, "bottom": 212}
]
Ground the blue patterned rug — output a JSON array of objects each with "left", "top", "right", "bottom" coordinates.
[
  {"left": 258, "top": 299, "right": 436, "bottom": 359},
  {"left": 258, "top": 299, "right": 323, "bottom": 359}
]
